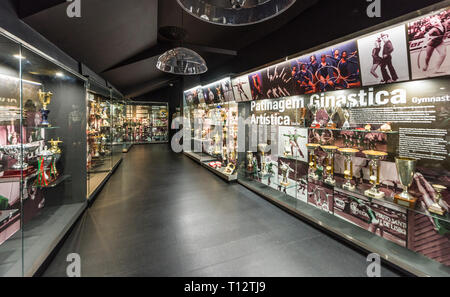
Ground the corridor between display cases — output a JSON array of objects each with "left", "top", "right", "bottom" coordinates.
[{"left": 42, "top": 144, "right": 402, "bottom": 277}]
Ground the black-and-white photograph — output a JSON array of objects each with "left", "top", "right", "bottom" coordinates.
[
  {"left": 358, "top": 25, "right": 410, "bottom": 86},
  {"left": 408, "top": 9, "right": 450, "bottom": 79}
]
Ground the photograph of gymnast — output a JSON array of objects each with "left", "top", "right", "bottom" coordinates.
[
  {"left": 203, "top": 81, "right": 225, "bottom": 104},
  {"left": 231, "top": 75, "right": 252, "bottom": 102},
  {"left": 290, "top": 41, "right": 361, "bottom": 94},
  {"left": 408, "top": 8, "right": 450, "bottom": 79},
  {"left": 358, "top": 25, "right": 410, "bottom": 86},
  {"left": 248, "top": 71, "right": 264, "bottom": 100},
  {"left": 260, "top": 61, "right": 295, "bottom": 99}
]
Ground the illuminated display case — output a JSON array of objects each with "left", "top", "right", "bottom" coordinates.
[
  {"left": 0, "top": 30, "right": 87, "bottom": 276},
  {"left": 126, "top": 102, "right": 169, "bottom": 144},
  {"left": 183, "top": 78, "right": 238, "bottom": 181},
  {"left": 184, "top": 3, "right": 450, "bottom": 276},
  {"left": 86, "top": 84, "right": 124, "bottom": 199}
]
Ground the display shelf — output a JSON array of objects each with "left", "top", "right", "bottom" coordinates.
[
  {"left": 0, "top": 209, "right": 19, "bottom": 225},
  {"left": 201, "top": 161, "right": 237, "bottom": 182},
  {"left": 28, "top": 126, "right": 60, "bottom": 130},
  {"left": 309, "top": 127, "right": 399, "bottom": 134},
  {"left": 331, "top": 176, "right": 450, "bottom": 223},
  {"left": 238, "top": 177, "right": 450, "bottom": 277},
  {"left": 37, "top": 175, "right": 71, "bottom": 189}
]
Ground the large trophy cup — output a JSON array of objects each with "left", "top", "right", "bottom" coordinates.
[
  {"left": 213, "top": 132, "right": 221, "bottom": 155},
  {"left": 38, "top": 89, "right": 53, "bottom": 126},
  {"left": 0, "top": 142, "right": 39, "bottom": 176},
  {"left": 36, "top": 146, "right": 54, "bottom": 187},
  {"left": 322, "top": 145, "right": 339, "bottom": 185},
  {"left": 326, "top": 107, "right": 338, "bottom": 129},
  {"left": 394, "top": 157, "right": 418, "bottom": 208},
  {"left": 338, "top": 148, "right": 359, "bottom": 191},
  {"left": 306, "top": 143, "right": 320, "bottom": 180},
  {"left": 246, "top": 151, "right": 254, "bottom": 172},
  {"left": 258, "top": 143, "right": 268, "bottom": 175},
  {"left": 363, "top": 150, "right": 388, "bottom": 199},
  {"left": 429, "top": 184, "right": 447, "bottom": 215}
]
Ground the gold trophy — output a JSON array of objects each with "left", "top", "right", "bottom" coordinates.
[
  {"left": 247, "top": 151, "right": 254, "bottom": 172},
  {"left": 393, "top": 157, "right": 418, "bottom": 208},
  {"left": 306, "top": 143, "right": 321, "bottom": 180},
  {"left": 363, "top": 150, "right": 388, "bottom": 199},
  {"left": 224, "top": 163, "right": 236, "bottom": 175},
  {"left": 38, "top": 89, "right": 53, "bottom": 126},
  {"left": 322, "top": 145, "right": 339, "bottom": 185},
  {"left": 338, "top": 148, "right": 359, "bottom": 191},
  {"left": 49, "top": 138, "right": 63, "bottom": 154},
  {"left": 429, "top": 184, "right": 447, "bottom": 215},
  {"left": 258, "top": 144, "right": 268, "bottom": 175}
]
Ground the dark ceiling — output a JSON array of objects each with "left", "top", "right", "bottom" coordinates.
[{"left": 14, "top": 0, "right": 446, "bottom": 101}]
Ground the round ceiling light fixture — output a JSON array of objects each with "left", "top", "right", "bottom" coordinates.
[
  {"left": 156, "top": 47, "right": 208, "bottom": 75},
  {"left": 177, "top": 0, "right": 296, "bottom": 26}
]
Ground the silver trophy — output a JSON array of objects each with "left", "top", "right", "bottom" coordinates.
[
  {"left": 309, "top": 102, "right": 320, "bottom": 128},
  {"left": 37, "top": 146, "right": 54, "bottom": 181},
  {"left": 0, "top": 143, "right": 39, "bottom": 170},
  {"left": 342, "top": 107, "right": 351, "bottom": 130},
  {"left": 258, "top": 143, "right": 268, "bottom": 175}
]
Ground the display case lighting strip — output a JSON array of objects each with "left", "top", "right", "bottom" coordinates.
[{"left": 0, "top": 73, "right": 42, "bottom": 86}]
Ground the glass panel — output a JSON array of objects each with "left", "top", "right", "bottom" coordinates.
[
  {"left": 20, "top": 45, "right": 87, "bottom": 276},
  {"left": 111, "top": 95, "right": 124, "bottom": 167},
  {"left": 125, "top": 102, "right": 169, "bottom": 144},
  {"left": 86, "top": 85, "right": 112, "bottom": 198},
  {"left": 0, "top": 33, "right": 23, "bottom": 277}
]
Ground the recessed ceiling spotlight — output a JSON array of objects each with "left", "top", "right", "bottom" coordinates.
[
  {"left": 13, "top": 54, "right": 25, "bottom": 60},
  {"left": 56, "top": 72, "right": 64, "bottom": 77}
]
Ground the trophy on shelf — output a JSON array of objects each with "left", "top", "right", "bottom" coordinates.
[
  {"left": 36, "top": 146, "right": 54, "bottom": 187},
  {"left": 279, "top": 161, "right": 294, "bottom": 187},
  {"left": 306, "top": 143, "right": 320, "bottom": 180},
  {"left": 326, "top": 106, "right": 338, "bottom": 129},
  {"left": 213, "top": 133, "right": 221, "bottom": 155},
  {"left": 258, "top": 144, "right": 268, "bottom": 175},
  {"left": 247, "top": 151, "right": 254, "bottom": 172},
  {"left": 341, "top": 107, "right": 351, "bottom": 130},
  {"left": 283, "top": 139, "right": 292, "bottom": 157},
  {"left": 38, "top": 89, "right": 53, "bottom": 126},
  {"left": 309, "top": 103, "right": 320, "bottom": 128},
  {"left": 224, "top": 163, "right": 236, "bottom": 176},
  {"left": 321, "top": 145, "right": 339, "bottom": 185},
  {"left": 394, "top": 157, "right": 418, "bottom": 208},
  {"left": 49, "top": 139, "right": 62, "bottom": 179},
  {"left": 363, "top": 150, "right": 388, "bottom": 199},
  {"left": 0, "top": 142, "right": 40, "bottom": 176},
  {"left": 338, "top": 147, "right": 359, "bottom": 191},
  {"left": 429, "top": 184, "right": 447, "bottom": 215}
]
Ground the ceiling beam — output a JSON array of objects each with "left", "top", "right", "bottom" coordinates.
[
  {"left": 124, "top": 76, "right": 175, "bottom": 98},
  {"left": 17, "top": 0, "right": 66, "bottom": 18}
]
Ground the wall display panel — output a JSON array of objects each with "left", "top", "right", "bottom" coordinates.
[
  {"left": 231, "top": 75, "right": 252, "bottom": 102},
  {"left": 408, "top": 8, "right": 450, "bottom": 80},
  {"left": 358, "top": 25, "right": 410, "bottom": 86},
  {"left": 203, "top": 79, "right": 229, "bottom": 104},
  {"left": 289, "top": 40, "right": 361, "bottom": 94}
]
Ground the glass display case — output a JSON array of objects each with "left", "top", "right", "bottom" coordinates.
[
  {"left": 125, "top": 102, "right": 169, "bottom": 144},
  {"left": 86, "top": 84, "right": 124, "bottom": 199},
  {"left": 183, "top": 78, "right": 238, "bottom": 181},
  {"left": 0, "top": 30, "right": 87, "bottom": 276}
]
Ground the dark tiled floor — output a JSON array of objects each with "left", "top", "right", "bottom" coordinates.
[{"left": 43, "top": 144, "right": 403, "bottom": 277}]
